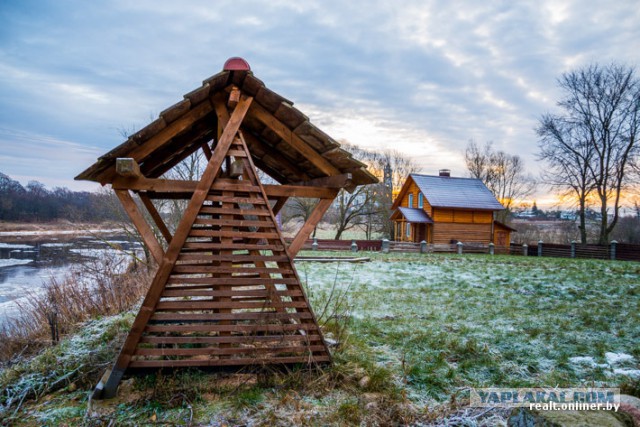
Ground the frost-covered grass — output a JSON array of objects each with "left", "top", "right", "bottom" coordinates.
[
  {"left": 1, "top": 252, "right": 638, "bottom": 426},
  {"left": 299, "top": 251, "right": 640, "bottom": 401}
]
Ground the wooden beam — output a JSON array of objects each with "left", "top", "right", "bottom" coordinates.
[
  {"left": 116, "top": 158, "right": 142, "bottom": 178},
  {"left": 138, "top": 193, "right": 172, "bottom": 245},
  {"left": 294, "top": 173, "right": 352, "bottom": 189},
  {"left": 248, "top": 102, "right": 341, "bottom": 177},
  {"left": 272, "top": 197, "right": 288, "bottom": 215},
  {"left": 228, "top": 86, "right": 241, "bottom": 109},
  {"left": 114, "top": 190, "right": 164, "bottom": 264},
  {"left": 288, "top": 198, "right": 334, "bottom": 257},
  {"left": 100, "top": 94, "right": 253, "bottom": 399},
  {"left": 128, "top": 101, "right": 213, "bottom": 163},
  {"left": 113, "top": 177, "right": 338, "bottom": 198},
  {"left": 265, "top": 185, "right": 338, "bottom": 199}
]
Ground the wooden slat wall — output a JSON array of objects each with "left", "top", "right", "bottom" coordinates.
[
  {"left": 432, "top": 222, "right": 492, "bottom": 244},
  {"left": 117, "top": 128, "right": 331, "bottom": 374}
]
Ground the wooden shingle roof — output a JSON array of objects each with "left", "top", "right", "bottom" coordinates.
[{"left": 75, "top": 60, "right": 378, "bottom": 187}]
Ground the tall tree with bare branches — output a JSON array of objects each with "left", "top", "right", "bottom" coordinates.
[
  {"left": 464, "top": 141, "right": 536, "bottom": 221},
  {"left": 537, "top": 63, "right": 640, "bottom": 244}
]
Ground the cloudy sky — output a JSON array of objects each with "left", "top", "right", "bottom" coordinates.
[{"left": 1, "top": 1, "right": 639, "bottom": 205}]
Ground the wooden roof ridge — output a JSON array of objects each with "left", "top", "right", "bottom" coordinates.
[{"left": 75, "top": 61, "right": 378, "bottom": 188}]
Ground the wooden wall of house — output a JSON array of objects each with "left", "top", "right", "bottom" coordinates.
[
  {"left": 493, "top": 223, "right": 512, "bottom": 247},
  {"left": 401, "top": 181, "right": 432, "bottom": 213},
  {"left": 430, "top": 208, "right": 494, "bottom": 244},
  {"left": 432, "top": 222, "right": 492, "bottom": 244}
]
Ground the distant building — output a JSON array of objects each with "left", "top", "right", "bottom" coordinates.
[{"left": 390, "top": 170, "right": 515, "bottom": 246}]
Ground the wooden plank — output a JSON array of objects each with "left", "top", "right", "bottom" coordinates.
[
  {"left": 127, "top": 102, "right": 214, "bottom": 168},
  {"left": 139, "top": 193, "right": 172, "bottom": 244},
  {"left": 177, "top": 254, "right": 287, "bottom": 262},
  {"left": 189, "top": 230, "right": 279, "bottom": 239},
  {"left": 134, "top": 345, "right": 327, "bottom": 357},
  {"left": 271, "top": 197, "right": 288, "bottom": 216},
  {"left": 160, "top": 289, "right": 304, "bottom": 298},
  {"left": 100, "top": 94, "right": 253, "bottom": 398},
  {"left": 182, "top": 242, "right": 283, "bottom": 251},
  {"left": 263, "top": 185, "right": 338, "bottom": 199},
  {"left": 287, "top": 198, "right": 334, "bottom": 257},
  {"left": 205, "top": 195, "right": 266, "bottom": 204},
  {"left": 198, "top": 207, "right": 270, "bottom": 216},
  {"left": 249, "top": 102, "right": 341, "bottom": 176},
  {"left": 193, "top": 218, "right": 271, "bottom": 227},
  {"left": 171, "top": 266, "right": 290, "bottom": 274},
  {"left": 128, "top": 356, "right": 331, "bottom": 368},
  {"left": 294, "top": 173, "right": 352, "bottom": 189},
  {"left": 114, "top": 190, "right": 164, "bottom": 264},
  {"left": 166, "top": 277, "right": 297, "bottom": 286},
  {"left": 139, "top": 334, "right": 320, "bottom": 344},
  {"left": 145, "top": 322, "right": 318, "bottom": 332},
  {"left": 151, "top": 311, "right": 311, "bottom": 320}
]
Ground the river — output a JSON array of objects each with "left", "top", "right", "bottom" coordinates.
[{"left": 0, "top": 232, "right": 142, "bottom": 323}]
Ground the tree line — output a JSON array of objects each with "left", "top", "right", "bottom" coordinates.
[{"left": 0, "top": 172, "right": 119, "bottom": 222}]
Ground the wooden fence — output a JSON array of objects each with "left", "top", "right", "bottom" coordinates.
[{"left": 291, "top": 237, "right": 640, "bottom": 262}]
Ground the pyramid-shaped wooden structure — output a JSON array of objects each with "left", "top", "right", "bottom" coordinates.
[{"left": 76, "top": 58, "right": 377, "bottom": 399}]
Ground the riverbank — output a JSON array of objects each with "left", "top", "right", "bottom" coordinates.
[{"left": 0, "top": 221, "right": 124, "bottom": 242}]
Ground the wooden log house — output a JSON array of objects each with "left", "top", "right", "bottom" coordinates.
[
  {"left": 390, "top": 170, "right": 514, "bottom": 246},
  {"left": 76, "top": 57, "right": 377, "bottom": 398}
]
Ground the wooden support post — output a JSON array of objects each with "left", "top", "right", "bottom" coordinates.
[
  {"left": 138, "top": 193, "right": 172, "bottom": 245},
  {"left": 288, "top": 198, "right": 334, "bottom": 257},
  {"left": 114, "top": 190, "right": 164, "bottom": 264},
  {"left": 271, "top": 197, "right": 288, "bottom": 216}
]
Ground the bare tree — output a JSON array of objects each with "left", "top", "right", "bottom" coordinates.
[
  {"left": 536, "top": 63, "right": 640, "bottom": 244},
  {"left": 330, "top": 143, "right": 418, "bottom": 240},
  {"left": 537, "top": 114, "right": 596, "bottom": 243},
  {"left": 464, "top": 141, "right": 536, "bottom": 221}
]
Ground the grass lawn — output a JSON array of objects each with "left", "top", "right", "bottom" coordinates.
[
  {"left": 299, "top": 252, "right": 640, "bottom": 402},
  {"left": 2, "top": 252, "right": 639, "bottom": 425}
]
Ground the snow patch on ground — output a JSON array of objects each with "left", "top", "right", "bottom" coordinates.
[
  {"left": 569, "top": 356, "right": 597, "bottom": 366},
  {"left": 0, "top": 228, "right": 123, "bottom": 237},
  {"left": 605, "top": 352, "right": 635, "bottom": 366},
  {"left": 40, "top": 243, "right": 73, "bottom": 248},
  {"left": 0, "top": 243, "right": 34, "bottom": 249},
  {"left": 613, "top": 369, "right": 640, "bottom": 378},
  {"left": 0, "top": 259, "right": 33, "bottom": 268}
]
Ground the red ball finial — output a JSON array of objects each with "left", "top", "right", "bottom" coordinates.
[{"left": 223, "top": 57, "right": 251, "bottom": 71}]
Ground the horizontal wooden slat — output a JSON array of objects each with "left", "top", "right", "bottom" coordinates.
[
  {"left": 139, "top": 334, "right": 321, "bottom": 345},
  {"left": 155, "top": 300, "right": 308, "bottom": 311},
  {"left": 193, "top": 218, "right": 273, "bottom": 227},
  {"left": 128, "top": 355, "right": 331, "bottom": 368},
  {"left": 171, "top": 266, "right": 290, "bottom": 274},
  {"left": 182, "top": 242, "right": 283, "bottom": 251},
  {"left": 189, "top": 230, "right": 279, "bottom": 239},
  {"left": 135, "top": 345, "right": 326, "bottom": 357},
  {"left": 145, "top": 322, "right": 318, "bottom": 333},
  {"left": 225, "top": 149, "right": 248, "bottom": 157},
  {"left": 205, "top": 195, "right": 266, "bottom": 204},
  {"left": 149, "top": 312, "right": 312, "bottom": 322},
  {"left": 198, "top": 207, "right": 271, "bottom": 216},
  {"left": 177, "top": 254, "right": 287, "bottom": 262},
  {"left": 160, "top": 289, "right": 303, "bottom": 298},
  {"left": 166, "top": 277, "right": 296, "bottom": 286}
]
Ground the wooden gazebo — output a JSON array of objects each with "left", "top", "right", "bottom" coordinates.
[{"left": 76, "top": 58, "right": 377, "bottom": 398}]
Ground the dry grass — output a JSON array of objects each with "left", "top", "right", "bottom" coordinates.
[{"left": 0, "top": 256, "right": 152, "bottom": 364}]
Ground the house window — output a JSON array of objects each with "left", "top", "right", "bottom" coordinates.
[
  {"left": 408, "top": 193, "right": 414, "bottom": 208},
  {"left": 418, "top": 193, "right": 423, "bottom": 209},
  {"left": 406, "top": 223, "right": 411, "bottom": 237}
]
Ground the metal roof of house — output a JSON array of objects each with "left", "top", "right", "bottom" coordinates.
[
  {"left": 395, "top": 207, "right": 434, "bottom": 223},
  {"left": 410, "top": 174, "right": 504, "bottom": 210}
]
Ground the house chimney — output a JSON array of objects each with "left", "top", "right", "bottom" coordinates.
[{"left": 439, "top": 169, "right": 451, "bottom": 177}]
